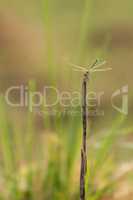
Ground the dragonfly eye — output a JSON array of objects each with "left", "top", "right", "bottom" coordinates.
[{"left": 84, "top": 72, "right": 89, "bottom": 79}]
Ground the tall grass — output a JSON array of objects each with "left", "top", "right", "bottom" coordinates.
[
  {"left": 76, "top": 0, "right": 94, "bottom": 62},
  {"left": 0, "top": 87, "right": 128, "bottom": 200},
  {"left": 0, "top": 1, "right": 131, "bottom": 200},
  {"left": 41, "top": 0, "right": 56, "bottom": 83}
]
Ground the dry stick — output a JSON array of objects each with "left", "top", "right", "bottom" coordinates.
[
  {"left": 80, "top": 72, "right": 89, "bottom": 200},
  {"left": 72, "top": 59, "right": 109, "bottom": 200}
]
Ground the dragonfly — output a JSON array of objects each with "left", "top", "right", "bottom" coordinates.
[{"left": 69, "top": 58, "right": 112, "bottom": 78}]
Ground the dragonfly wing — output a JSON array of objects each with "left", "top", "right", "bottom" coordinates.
[
  {"left": 94, "top": 61, "right": 106, "bottom": 69},
  {"left": 69, "top": 63, "right": 88, "bottom": 72},
  {"left": 90, "top": 67, "right": 112, "bottom": 73},
  {"left": 89, "top": 60, "right": 107, "bottom": 70},
  {"left": 72, "top": 68, "right": 85, "bottom": 72}
]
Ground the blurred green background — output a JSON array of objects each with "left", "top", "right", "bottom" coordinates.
[{"left": 0, "top": 1, "right": 133, "bottom": 200}]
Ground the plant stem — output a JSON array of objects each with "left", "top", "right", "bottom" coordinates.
[{"left": 80, "top": 72, "right": 89, "bottom": 200}]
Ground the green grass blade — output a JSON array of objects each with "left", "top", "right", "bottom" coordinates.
[{"left": 0, "top": 95, "right": 16, "bottom": 175}]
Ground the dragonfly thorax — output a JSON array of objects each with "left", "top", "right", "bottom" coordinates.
[{"left": 84, "top": 72, "right": 89, "bottom": 80}]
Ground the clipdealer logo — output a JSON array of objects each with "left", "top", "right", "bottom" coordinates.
[
  {"left": 4, "top": 84, "right": 129, "bottom": 115},
  {"left": 111, "top": 85, "right": 128, "bottom": 115}
]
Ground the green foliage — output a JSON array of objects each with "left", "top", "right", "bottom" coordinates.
[
  {"left": 0, "top": 0, "right": 132, "bottom": 200},
  {"left": 0, "top": 94, "right": 128, "bottom": 200}
]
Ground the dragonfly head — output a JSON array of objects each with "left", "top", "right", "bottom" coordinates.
[{"left": 84, "top": 71, "right": 89, "bottom": 80}]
